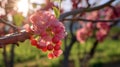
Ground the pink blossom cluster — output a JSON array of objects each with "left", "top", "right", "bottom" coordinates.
[
  {"left": 105, "top": 5, "right": 120, "bottom": 19},
  {"left": 76, "top": 8, "right": 112, "bottom": 43},
  {"left": 76, "top": 11, "right": 98, "bottom": 44},
  {"left": 86, "top": 11, "right": 99, "bottom": 20},
  {"left": 76, "top": 22, "right": 93, "bottom": 44},
  {"left": 96, "top": 22, "right": 110, "bottom": 42},
  {"left": 76, "top": 22, "right": 110, "bottom": 43},
  {"left": 27, "top": 11, "right": 66, "bottom": 59}
]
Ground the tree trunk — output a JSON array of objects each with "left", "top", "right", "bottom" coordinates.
[
  {"left": 80, "top": 40, "right": 98, "bottom": 67},
  {"left": 3, "top": 46, "right": 9, "bottom": 67},
  {"left": 9, "top": 45, "right": 15, "bottom": 67},
  {"left": 62, "top": 36, "right": 76, "bottom": 67}
]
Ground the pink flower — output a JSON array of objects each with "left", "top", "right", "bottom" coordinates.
[
  {"left": 86, "top": 22, "right": 94, "bottom": 36},
  {"left": 96, "top": 30, "right": 107, "bottom": 42},
  {"left": 29, "top": 11, "right": 66, "bottom": 59},
  {"left": 76, "top": 28, "right": 88, "bottom": 44},
  {"left": 30, "top": 11, "right": 66, "bottom": 41},
  {"left": 23, "top": 24, "right": 31, "bottom": 32},
  {"left": 53, "top": 49, "right": 63, "bottom": 57},
  {"left": 96, "top": 22, "right": 110, "bottom": 31},
  {"left": 86, "top": 22, "right": 93, "bottom": 29},
  {"left": 48, "top": 53, "right": 55, "bottom": 59},
  {"left": 96, "top": 22, "right": 110, "bottom": 42},
  {"left": 76, "top": 22, "right": 93, "bottom": 44},
  {"left": 86, "top": 11, "right": 99, "bottom": 20}
]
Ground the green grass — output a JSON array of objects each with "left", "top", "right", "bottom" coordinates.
[
  {"left": 0, "top": 40, "right": 61, "bottom": 67},
  {"left": 0, "top": 27, "right": 120, "bottom": 67},
  {"left": 90, "top": 38, "right": 120, "bottom": 66}
]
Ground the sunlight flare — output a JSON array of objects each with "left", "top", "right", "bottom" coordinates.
[{"left": 16, "top": 0, "right": 29, "bottom": 16}]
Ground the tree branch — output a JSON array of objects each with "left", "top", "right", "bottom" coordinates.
[
  {"left": 0, "top": 0, "right": 116, "bottom": 47},
  {"left": 0, "top": 18, "right": 18, "bottom": 31},
  {"left": 86, "top": 0, "right": 91, "bottom": 7},
  {"left": 63, "top": 18, "right": 120, "bottom": 22},
  {"left": 59, "top": 0, "right": 114, "bottom": 21},
  {"left": 0, "top": 30, "right": 31, "bottom": 47}
]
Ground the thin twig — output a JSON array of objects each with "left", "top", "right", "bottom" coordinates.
[
  {"left": 59, "top": 0, "right": 114, "bottom": 21},
  {"left": 0, "top": 18, "right": 18, "bottom": 31},
  {"left": 63, "top": 18, "right": 120, "bottom": 22},
  {"left": 86, "top": 0, "right": 91, "bottom": 7}
]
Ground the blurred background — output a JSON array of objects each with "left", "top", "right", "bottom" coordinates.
[{"left": 0, "top": 0, "right": 120, "bottom": 67}]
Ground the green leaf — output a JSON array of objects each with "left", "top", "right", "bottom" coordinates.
[
  {"left": 32, "top": 3, "right": 37, "bottom": 8},
  {"left": 13, "top": 13, "right": 24, "bottom": 26},
  {"left": 53, "top": 7, "right": 60, "bottom": 18}
]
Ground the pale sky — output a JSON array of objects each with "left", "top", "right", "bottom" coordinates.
[{"left": 16, "top": 0, "right": 119, "bottom": 16}]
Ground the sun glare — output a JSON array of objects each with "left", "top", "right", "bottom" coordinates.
[{"left": 16, "top": 0, "right": 29, "bottom": 16}]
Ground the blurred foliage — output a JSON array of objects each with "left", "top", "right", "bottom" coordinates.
[
  {"left": 13, "top": 13, "right": 24, "bottom": 26},
  {"left": 53, "top": 7, "right": 60, "bottom": 18},
  {"left": 0, "top": 27, "right": 120, "bottom": 67}
]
